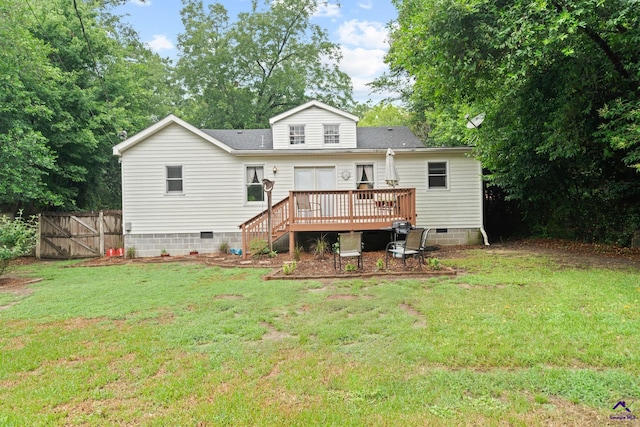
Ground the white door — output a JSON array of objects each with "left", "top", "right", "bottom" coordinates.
[{"left": 294, "top": 167, "right": 336, "bottom": 215}]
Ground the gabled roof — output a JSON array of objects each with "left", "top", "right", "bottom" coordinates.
[
  {"left": 112, "top": 114, "right": 234, "bottom": 156},
  {"left": 268, "top": 100, "right": 359, "bottom": 125},
  {"left": 201, "top": 126, "right": 425, "bottom": 152},
  {"left": 113, "top": 109, "right": 470, "bottom": 157}
]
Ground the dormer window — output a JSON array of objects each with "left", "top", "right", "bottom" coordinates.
[
  {"left": 289, "top": 125, "right": 305, "bottom": 145},
  {"left": 324, "top": 124, "right": 339, "bottom": 144}
]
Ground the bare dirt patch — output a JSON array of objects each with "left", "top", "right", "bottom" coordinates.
[
  {"left": 399, "top": 303, "right": 427, "bottom": 327},
  {"left": 0, "top": 275, "right": 41, "bottom": 310},
  {"left": 485, "top": 238, "right": 640, "bottom": 270},
  {"left": 260, "top": 322, "right": 293, "bottom": 341}
]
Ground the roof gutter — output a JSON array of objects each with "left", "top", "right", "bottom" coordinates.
[{"left": 230, "top": 146, "right": 473, "bottom": 157}]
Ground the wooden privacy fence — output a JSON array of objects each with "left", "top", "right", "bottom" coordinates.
[{"left": 36, "top": 210, "right": 123, "bottom": 259}]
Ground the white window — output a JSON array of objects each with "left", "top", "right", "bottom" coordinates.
[
  {"left": 427, "top": 161, "right": 448, "bottom": 189},
  {"left": 289, "top": 125, "right": 305, "bottom": 145},
  {"left": 324, "top": 124, "right": 339, "bottom": 144},
  {"left": 356, "top": 164, "right": 374, "bottom": 190},
  {"left": 246, "top": 166, "right": 264, "bottom": 202},
  {"left": 166, "top": 166, "right": 183, "bottom": 193},
  {"left": 356, "top": 164, "right": 374, "bottom": 200}
]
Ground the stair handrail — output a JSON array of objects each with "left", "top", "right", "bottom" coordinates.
[{"left": 239, "top": 196, "right": 290, "bottom": 258}]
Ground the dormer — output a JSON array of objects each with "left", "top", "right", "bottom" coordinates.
[{"left": 269, "top": 100, "right": 359, "bottom": 150}]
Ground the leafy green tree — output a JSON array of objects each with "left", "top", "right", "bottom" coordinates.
[
  {"left": 0, "top": 2, "right": 61, "bottom": 212},
  {"left": 175, "top": 0, "right": 353, "bottom": 129},
  {"left": 0, "top": 0, "right": 173, "bottom": 214},
  {"left": 382, "top": 0, "right": 640, "bottom": 244},
  {"left": 358, "top": 102, "right": 410, "bottom": 127}
]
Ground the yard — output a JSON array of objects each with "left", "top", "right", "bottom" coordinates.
[{"left": 0, "top": 240, "right": 639, "bottom": 426}]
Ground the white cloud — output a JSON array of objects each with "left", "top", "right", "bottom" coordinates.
[
  {"left": 337, "top": 20, "right": 388, "bottom": 50},
  {"left": 314, "top": 3, "right": 341, "bottom": 18},
  {"left": 130, "top": 0, "right": 151, "bottom": 6},
  {"left": 339, "top": 46, "right": 387, "bottom": 78},
  {"left": 358, "top": 1, "right": 373, "bottom": 10},
  {"left": 145, "top": 35, "right": 174, "bottom": 52}
]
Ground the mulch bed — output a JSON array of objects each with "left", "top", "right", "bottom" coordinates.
[
  {"left": 70, "top": 248, "right": 456, "bottom": 279},
  {"left": 264, "top": 250, "right": 456, "bottom": 280}
]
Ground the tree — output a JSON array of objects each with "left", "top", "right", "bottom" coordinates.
[
  {"left": 382, "top": 0, "right": 640, "bottom": 244},
  {"left": 358, "top": 102, "right": 410, "bottom": 127},
  {"left": 175, "top": 0, "right": 353, "bottom": 129},
  {"left": 0, "top": 2, "right": 60, "bottom": 212},
  {"left": 0, "top": 0, "right": 173, "bottom": 214}
]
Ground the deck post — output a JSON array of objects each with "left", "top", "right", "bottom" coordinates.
[
  {"left": 289, "top": 192, "right": 296, "bottom": 257},
  {"left": 289, "top": 231, "right": 295, "bottom": 256}
]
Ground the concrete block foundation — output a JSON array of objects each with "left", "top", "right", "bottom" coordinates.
[{"left": 124, "top": 232, "right": 243, "bottom": 258}]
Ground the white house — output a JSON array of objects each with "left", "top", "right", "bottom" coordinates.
[{"left": 113, "top": 100, "right": 488, "bottom": 257}]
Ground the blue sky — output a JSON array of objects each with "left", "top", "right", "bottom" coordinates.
[{"left": 114, "top": 0, "right": 398, "bottom": 103}]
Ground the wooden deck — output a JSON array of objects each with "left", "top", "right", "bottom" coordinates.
[{"left": 239, "top": 189, "right": 416, "bottom": 257}]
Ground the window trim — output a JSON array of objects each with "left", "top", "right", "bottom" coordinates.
[
  {"left": 165, "top": 165, "right": 184, "bottom": 195},
  {"left": 355, "top": 163, "right": 375, "bottom": 189},
  {"left": 355, "top": 163, "right": 375, "bottom": 198},
  {"left": 427, "top": 161, "right": 449, "bottom": 190},
  {"left": 289, "top": 125, "right": 305, "bottom": 145},
  {"left": 323, "top": 124, "right": 340, "bottom": 144},
  {"left": 245, "top": 164, "right": 265, "bottom": 203}
]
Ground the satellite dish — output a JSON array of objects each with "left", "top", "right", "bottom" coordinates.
[{"left": 465, "top": 113, "right": 485, "bottom": 129}]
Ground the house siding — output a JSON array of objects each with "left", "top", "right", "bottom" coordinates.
[
  {"left": 419, "top": 155, "right": 484, "bottom": 228},
  {"left": 117, "top": 113, "right": 486, "bottom": 257},
  {"left": 121, "top": 124, "right": 265, "bottom": 256},
  {"left": 271, "top": 106, "right": 357, "bottom": 150}
]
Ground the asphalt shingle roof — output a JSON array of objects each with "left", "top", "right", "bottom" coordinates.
[{"left": 201, "top": 126, "right": 425, "bottom": 151}]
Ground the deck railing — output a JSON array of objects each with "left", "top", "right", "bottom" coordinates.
[
  {"left": 239, "top": 188, "right": 416, "bottom": 257},
  {"left": 240, "top": 197, "right": 289, "bottom": 257},
  {"left": 288, "top": 188, "right": 416, "bottom": 230}
]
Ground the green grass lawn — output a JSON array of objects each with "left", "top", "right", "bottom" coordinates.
[{"left": 0, "top": 251, "right": 638, "bottom": 426}]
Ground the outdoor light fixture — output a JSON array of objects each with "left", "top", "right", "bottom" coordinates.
[{"left": 272, "top": 166, "right": 278, "bottom": 175}]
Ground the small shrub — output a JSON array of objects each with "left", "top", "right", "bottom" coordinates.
[
  {"left": 310, "top": 234, "right": 330, "bottom": 260},
  {"left": 0, "top": 211, "right": 37, "bottom": 277},
  {"left": 282, "top": 261, "right": 297, "bottom": 275},
  {"left": 250, "top": 238, "right": 270, "bottom": 258},
  {"left": 376, "top": 258, "right": 385, "bottom": 270},
  {"left": 428, "top": 258, "right": 441, "bottom": 270},
  {"left": 126, "top": 246, "right": 136, "bottom": 259},
  {"left": 293, "top": 244, "right": 303, "bottom": 262},
  {"left": 219, "top": 241, "right": 230, "bottom": 255},
  {"left": 345, "top": 263, "right": 357, "bottom": 272}
]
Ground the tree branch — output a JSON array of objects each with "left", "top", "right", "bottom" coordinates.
[{"left": 580, "top": 25, "right": 639, "bottom": 96}]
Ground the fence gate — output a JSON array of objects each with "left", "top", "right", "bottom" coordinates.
[{"left": 36, "top": 210, "right": 122, "bottom": 259}]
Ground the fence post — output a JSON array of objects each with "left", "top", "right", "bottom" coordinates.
[
  {"left": 99, "top": 210, "right": 105, "bottom": 257},
  {"left": 36, "top": 214, "right": 42, "bottom": 259}
]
